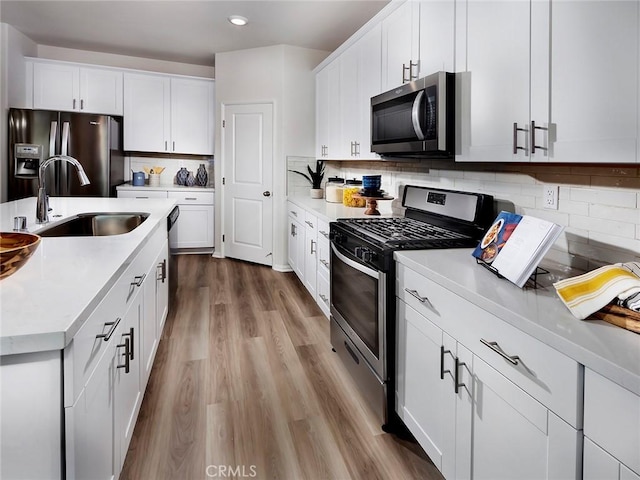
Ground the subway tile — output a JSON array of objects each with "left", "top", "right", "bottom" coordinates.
[
  {"left": 588, "top": 231, "right": 640, "bottom": 257},
  {"left": 591, "top": 176, "right": 640, "bottom": 189},
  {"left": 569, "top": 214, "right": 636, "bottom": 239},
  {"left": 589, "top": 204, "right": 640, "bottom": 223},
  {"left": 570, "top": 187, "right": 637, "bottom": 208}
]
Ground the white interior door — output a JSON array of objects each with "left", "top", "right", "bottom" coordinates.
[{"left": 222, "top": 103, "right": 274, "bottom": 266}]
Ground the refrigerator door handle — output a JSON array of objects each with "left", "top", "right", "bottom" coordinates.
[
  {"left": 49, "top": 121, "right": 58, "bottom": 157},
  {"left": 61, "top": 122, "right": 70, "bottom": 156}
]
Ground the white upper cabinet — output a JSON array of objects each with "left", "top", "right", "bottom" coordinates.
[
  {"left": 381, "top": 0, "right": 420, "bottom": 91},
  {"left": 124, "top": 72, "right": 214, "bottom": 155},
  {"left": 339, "top": 23, "right": 382, "bottom": 160},
  {"left": 418, "top": 0, "right": 455, "bottom": 74},
  {"left": 457, "top": 0, "right": 640, "bottom": 163},
  {"left": 315, "top": 61, "right": 341, "bottom": 159},
  {"left": 534, "top": 0, "right": 640, "bottom": 163},
  {"left": 32, "top": 61, "right": 123, "bottom": 115},
  {"left": 455, "top": 0, "right": 532, "bottom": 162},
  {"left": 315, "top": 67, "right": 330, "bottom": 159}
]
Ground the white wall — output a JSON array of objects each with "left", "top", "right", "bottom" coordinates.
[
  {"left": 0, "top": 23, "right": 38, "bottom": 202},
  {"left": 214, "top": 44, "right": 328, "bottom": 269}
]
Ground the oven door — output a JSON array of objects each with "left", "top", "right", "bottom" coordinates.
[{"left": 330, "top": 242, "right": 386, "bottom": 380}]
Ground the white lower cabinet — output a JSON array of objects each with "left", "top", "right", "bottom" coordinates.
[
  {"left": 396, "top": 262, "right": 582, "bottom": 480},
  {"left": 286, "top": 201, "right": 331, "bottom": 318},
  {"left": 583, "top": 369, "right": 640, "bottom": 480},
  {"left": 63, "top": 226, "right": 169, "bottom": 480}
]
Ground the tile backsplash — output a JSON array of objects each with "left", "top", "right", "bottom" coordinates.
[
  {"left": 127, "top": 156, "right": 214, "bottom": 187},
  {"left": 322, "top": 160, "right": 640, "bottom": 271}
]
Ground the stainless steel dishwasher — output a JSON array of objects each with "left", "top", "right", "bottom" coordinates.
[{"left": 167, "top": 205, "right": 180, "bottom": 307}]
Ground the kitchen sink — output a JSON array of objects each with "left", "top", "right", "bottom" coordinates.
[{"left": 38, "top": 212, "right": 150, "bottom": 237}]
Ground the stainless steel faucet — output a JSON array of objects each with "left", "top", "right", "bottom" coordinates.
[{"left": 36, "top": 155, "right": 91, "bottom": 224}]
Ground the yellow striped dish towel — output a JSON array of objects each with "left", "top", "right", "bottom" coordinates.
[{"left": 553, "top": 263, "right": 640, "bottom": 320}]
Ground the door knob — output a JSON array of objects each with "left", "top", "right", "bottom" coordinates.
[{"left": 263, "top": 191, "right": 271, "bottom": 197}]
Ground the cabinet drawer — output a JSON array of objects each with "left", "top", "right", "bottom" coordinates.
[
  {"left": 317, "top": 274, "right": 330, "bottom": 318},
  {"left": 397, "top": 263, "right": 582, "bottom": 427},
  {"left": 287, "top": 201, "right": 304, "bottom": 221},
  {"left": 168, "top": 190, "right": 214, "bottom": 204},
  {"left": 584, "top": 369, "right": 640, "bottom": 475},
  {"left": 117, "top": 189, "right": 168, "bottom": 199},
  {"left": 317, "top": 218, "right": 330, "bottom": 243},
  {"left": 304, "top": 210, "right": 318, "bottom": 230}
]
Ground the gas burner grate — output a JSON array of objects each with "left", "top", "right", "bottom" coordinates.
[{"left": 342, "top": 217, "right": 470, "bottom": 244}]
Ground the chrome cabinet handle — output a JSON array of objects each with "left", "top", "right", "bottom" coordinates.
[
  {"left": 80, "top": 99, "right": 84, "bottom": 110},
  {"left": 404, "top": 288, "right": 430, "bottom": 304},
  {"left": 480, "top": 339, "right": 520, "bottom": 365},
  {"left": 290, "top": 210, "right": 298, "bottom": 217},
  {"left": 319, "top": 230, "right": 329, "bottom": 239},
  {"left": 73, "top": 99, "right": 77, "bottom": 109},
  {"left": 184, "top": 197, "right": 197, "bottom": 200},
  {"left": 96, "top": 317, "right": 121, "bottom": 341},
  {"left": 355, "top": 142, "right": 360, "bottom": 156},
  {"left": 531, "top": 121, "right": 548, "bottom": 154},
  {"left": 440, "top": 345, "right": 452, "bottom": 380},
  {"left": 290, "top": 223, "right": 297, "bottom": 237},
  {"left": 319, "top": 294, "right": 329, "bottom": 305},
  {"left": 117, "top": 337, "right": 131, "bottom": 374},
  {"left": 172, "top": 141, "right": 175, "bottom": 151},
  {"left": 165, "top": 141, "right": 168, "bottom": 151},
  {"left": 305, "top": 220, "right": 314, "bottom": 228},
  {"left": 319, "top": 259, "right": 330, "bottom": 268},
  {"left": 310, "top": 239, "right": 316, "bottom": 255},
  {"left": 131, "top": 274, "right": 146, "bottom": 287},
  {"left": 454, "top": 357, "right": 466, "bottom": 394},
  {"left": 402, "top": 61, "right": 419, "bottom": 83},
  {"left": 402, "top": 63, "right": 410, "bottom": 83},
  {"left": 513, "top": 122, "right": 527, "bottom": 154}
]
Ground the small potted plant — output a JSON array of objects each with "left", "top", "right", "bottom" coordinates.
[{"left": 289, "top": 160, "right": 325, "bottom": 198}]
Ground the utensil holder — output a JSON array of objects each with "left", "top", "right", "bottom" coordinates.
[{"left": 149, "top": 173, "right": 161, "bottom": 186}]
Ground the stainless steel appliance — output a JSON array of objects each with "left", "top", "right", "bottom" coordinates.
[
  {"left": 371, "top": 71, "right": 454, "bottom": 158},
  {"left": 8, "top": 108, "right": 124, "bottom": 200},
  {"left": 329, "top": 185, "right": 494, "bottom": 432},
  {"left": 167, "top": 205, "right": 180, "bottom": 309}
]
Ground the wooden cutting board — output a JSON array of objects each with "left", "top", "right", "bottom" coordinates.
[{"left": 589, "top": 303, "right": 640, "bottom": 334}]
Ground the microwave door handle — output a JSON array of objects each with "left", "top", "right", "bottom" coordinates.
[{"left": 411, "top": 90, "right": 426, "bottom": 141}]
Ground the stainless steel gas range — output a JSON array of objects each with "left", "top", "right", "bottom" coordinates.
[{"left": 329, "top": 185, "right": 494, "bottom": 433}]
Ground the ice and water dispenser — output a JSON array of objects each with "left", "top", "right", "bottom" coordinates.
[{"left": 14, "top": 144, "right": 43, "bottom": 179}]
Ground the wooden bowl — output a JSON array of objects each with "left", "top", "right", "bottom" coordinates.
[{"left": 0, "top": 232, "right": 41, "bottom": 279}]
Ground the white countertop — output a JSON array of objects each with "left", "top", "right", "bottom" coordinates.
[
  {"left": 0, "top": 196, "right": 177, "bottom": 356},
  {"left": 117, "top": 182, "right": 214, "bottom": 192},
  {"left": 395, "top": 249, "right": 640, "bottom": 396},
  {"left": 288, "top": 195, "right": 397, "bottom": 222}
]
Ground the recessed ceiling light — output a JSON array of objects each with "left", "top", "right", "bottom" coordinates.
[{"left": 228, "top": 15, "right": 248, "bottom": 26}]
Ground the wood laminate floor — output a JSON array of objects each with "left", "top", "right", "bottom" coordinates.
[{"left": 120, "top": 255, "right": 442, "bottom": 480}]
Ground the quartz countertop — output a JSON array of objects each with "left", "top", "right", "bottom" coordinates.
[
  {"left": 287, "top": 195, "right": 397, "bottom": 222},
  {"left": 0, "top": 196, "right": 177, "bottom": 356},
  {"left": 117, "top": 182, "right": 214, "bottom": 192},
  {"left": 395, "top": 249, "right": 640, "bottom": 396}
]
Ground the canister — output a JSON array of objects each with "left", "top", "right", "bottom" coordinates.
[
  {"left": 325, "top": 176, "right": 345, "bottom": 203},
  {"left": 343, "top": 179, "right": 366, "bottom": 207}
]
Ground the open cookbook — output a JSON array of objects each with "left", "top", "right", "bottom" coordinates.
[{"left": 472, "top": 211, "right": 564, "bottom": 288}]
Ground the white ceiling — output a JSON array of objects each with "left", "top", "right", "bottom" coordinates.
[{"left": 0, "top": 0, "right": 390, "bottom": 66}]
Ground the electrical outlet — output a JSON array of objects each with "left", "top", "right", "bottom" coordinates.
[{"left": 543, "top": 184, "right": 559, "bottom": 210}]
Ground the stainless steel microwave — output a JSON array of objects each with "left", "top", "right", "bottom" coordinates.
[{"left": 371, "top": 71, "right": 454, "bottom": 158}]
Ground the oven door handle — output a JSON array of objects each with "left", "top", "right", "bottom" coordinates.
[
  {"left": 331, "top": 242, "right": 379, "bottom": 279},
  {"left": 411, "top": 90, "right": 426, "bottom": 141}
]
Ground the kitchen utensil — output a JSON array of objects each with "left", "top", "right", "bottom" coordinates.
[{"left": 0, "top": 232, "right": 41, "bottom": 279}]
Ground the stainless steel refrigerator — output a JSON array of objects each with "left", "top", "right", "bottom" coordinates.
[{"left": 8, "top": 108, "right": 124, "bottom": 201}]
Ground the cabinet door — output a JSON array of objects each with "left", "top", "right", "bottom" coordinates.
[
  {"left": 303, "top": 215, "right": 318, "bottom": 299},
  {"left": 141, "top": 259, "right": 158, "bottom": 390},
  {"left": 79, "top": 67, "right": 123, "bottom": 115},
  {"left": 123, "top": 73, "right": 171, "bottom": 153},
  {"left": 419, "top": 0, "right": 455, "bottom": 74},
  {"left": 396, "top": 300, "right": 450, "bottom": 473},
  {"left": 326, "top": 61, "right": 342, "bottom": 159},
  {"left": 533, "top": 1, "right": 639, "bottom": 163},
  {"left": 170, "top": 204, "right": 214, "bottom": 249},
  {"left": 340, "top": 47, "right": 360, "bottom": 159},
  {"left": 65, "top": 343, "right": 115, "bottom": 480},
  {"left": 33, "top": 62, "right": 80, "bottom": 112},
  {"left": 170, "top": 77, "right": 215, "bottom": 155},
  {"left": 316, "top": 67, "right": 329, "bottom": 159},
  {"left": 456, "top": 0, "right": 531, "bottom": 162},
  {"left": 357, "top": 23, "right": 382, "bottom": 160},
  {"left": 381, "top": 0, "right": 420, "bottom": 91},
  {"left": 467, "top": 356, "right": 580, "bottom": 480},
  {"left": 288, "top": 216, "right": 304, "bottom": 280},
  {"left": 114, "top": 295, "right": 142, "bottom": 473}
]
